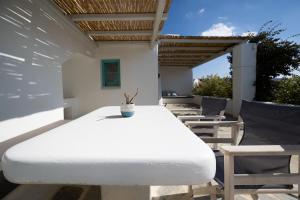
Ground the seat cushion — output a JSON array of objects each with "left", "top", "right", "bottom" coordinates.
[
  {"left": 0, "top": 171, "right": 18, "bottom": 198},
  {"left": 214, "top": 151, "right": 293, "bottom": 189}
]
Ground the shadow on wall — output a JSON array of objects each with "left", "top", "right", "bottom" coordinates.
[{"left": 0, "top": 0, "right": 87, "bottom": 122}]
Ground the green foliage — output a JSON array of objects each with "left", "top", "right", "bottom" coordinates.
[
  {"left": 228, "top": 21, "right": 300, "bottom": 101},
  {"left": 193, "top": 75, "right": 232, "bottom": 98},
  {"left": 274, "top": 76, "right": 300, "bottom": 105}
]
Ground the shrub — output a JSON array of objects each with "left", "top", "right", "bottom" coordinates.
[
  {"left": 228, "top": 21, "right": 300, "bottom": 101},
  {"left": 193, "top": 75, "right": 232, "bottom": 98},
  {"left": 274, "top": 76, "right": 300, "bottom": 105}
]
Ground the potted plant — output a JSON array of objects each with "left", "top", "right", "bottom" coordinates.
[{"left": 121, "top": 88, "right": 138, "bottom": 117}]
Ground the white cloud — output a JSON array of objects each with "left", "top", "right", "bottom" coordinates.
[
  {"left": 185, "top": 8, "right": 205, "bottom": 19},
  {"left": 164, "top": 34, "right": 181, "bottom": 36},
  {"left": 197, "top": 8, "right": 205, "bottom": 15},
  {"left": 185, "top": 12, "right": 193, "bottom": 19},
  {"left": 241, "top": 31, "right": 257, "bottom": 36},
  {"left": 201, "top": 23, "right": 235, "bottom": 36}
]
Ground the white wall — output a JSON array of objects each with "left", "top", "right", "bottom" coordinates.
[
  {"left": 62, "top": 43, "right": 159, "bottom": 116},
  {"left": 160, "top": 67, "right": 193, "bottom": 96},
  {"left": 232, "top": 43, "right": 257, "bottom": 117},
  {"left": 0, "top": 0, "right": 96, "bottom": 155}
]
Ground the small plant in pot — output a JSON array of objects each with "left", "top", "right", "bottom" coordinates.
[{"left": 121, "top": 88, "right": 138, "bottom": 117}]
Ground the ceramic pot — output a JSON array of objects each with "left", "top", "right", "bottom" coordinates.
[{"left": 120, "top": 104, "right": 135, "bottom": 117}]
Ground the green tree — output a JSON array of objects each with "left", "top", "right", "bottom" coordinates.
[
  {"left": 193, "top": 75, "right": 232, "bottom": 98},
  {"left": 274, "top": 76, "right": 300, "bottom": 105},
  {"left": 228, "top": 21, "right": 300, "bottom": 101}
]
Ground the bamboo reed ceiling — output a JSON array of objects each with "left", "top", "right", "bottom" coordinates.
[
  {"left": 54, "top": 0, "right": 171, "bottom": 14},
  {"left": 76, "top": 21, "right": 164, "bottom": 31},
  {"left": 54, "top": 0, "right": 172, "bottom": 42},
  {"left": 92, "top": 35, "right": 151, "bottom": 41},
  {"left": 158, "top": 35, "right": 248, "bottom": 68}
]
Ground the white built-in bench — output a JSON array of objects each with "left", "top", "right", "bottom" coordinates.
[{"left": 0, "top": 120, "right": 70, "bottom": 199}]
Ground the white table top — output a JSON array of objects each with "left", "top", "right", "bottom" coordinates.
[{"left": 2, "top": 106, "right": 215, "bottom": 185}]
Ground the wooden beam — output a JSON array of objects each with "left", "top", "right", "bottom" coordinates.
[
  {"left": 158, "top": 53, "right": 215, "bottom": 56},
  {"left": 159, "top": 46, "right": 226, "bottom": 51},
  {"left": 159, "top": 56, "right": 208, "bottom": 59},
  {"left": 159, "top": 61, "right": 199, "bottom": 63},
  {"left": 88, "top": 30, "right": 152, "bottom": 36},
  {"left": 47, "top": 0, "right": 97, "bottom": 47},
  {"left": 159, "top": 62, "right": 195, "bottom": 65},
  {"left": 159, "top": 63, "right": 198, "bottom": 66},
  {"left": 96, "top": 41, "right": 150, "bottom": 45},
  {"left": 72, "top": 13, "right": 168, "bottom": 22},
  {"left": 159, "top": 58, "right": 204, "bottom": 61},
  {"left": 160, "top": 65, "right": 193, "bottom": 67},
  {"left": 191, "top": 46, "right": 233, "bottom": 67},
  {"left": 159, "top": 38, "right": 246, "bottom": 44},
  {"left": 151, "top": 0, "right": 166, "bottom": 48}
]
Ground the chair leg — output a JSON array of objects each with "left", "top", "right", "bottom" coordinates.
[
  {"left": 298, "top": 155, "right": 300, "bottom": 198},
  {"left": 250, "top": 194, "right": 259, "bottom": 200},
  {"left": 212, "top": 125, "right": 219, "bottom": 149},
  {"left": 188, "top": 185, "right": 193, "bottom": 200},
  {"left": 224, "top": 154, "right": 235, "bottom": 200},
  {"left": 207, "top": 182, "right": 217, "bottom": 200}
]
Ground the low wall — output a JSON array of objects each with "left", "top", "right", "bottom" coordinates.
[{"left": 162, "top": 96, "right": 195, "bottom": 104}]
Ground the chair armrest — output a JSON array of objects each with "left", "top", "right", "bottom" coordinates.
[
  {"left": 201, "top": 137, "right": 234, "bottom": 144},
  {"left": 185, "top": 120, "right": 242, "bottom": 127},
  {"left": 178, "top": 115, "right": 225, "bottom": 121},
  {"left": 220, "top": 145, "right": 300, "bottom": 156},
  {"left": 170, "top": 108, "right": 201, "bottom": 113}
]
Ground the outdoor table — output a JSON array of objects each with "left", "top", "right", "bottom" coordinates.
[{"left": 2, "top": 106, "right": 216, "bottom": 200}]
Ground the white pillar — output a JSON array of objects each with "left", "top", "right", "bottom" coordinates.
[{"left": 232, "top": 43, "right": 257, "bottom": 117}]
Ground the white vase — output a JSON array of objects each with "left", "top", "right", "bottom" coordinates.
[{"left": 120, "top": 104, "right": 135, "bottom": 117}]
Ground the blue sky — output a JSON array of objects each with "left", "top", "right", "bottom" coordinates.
[{"left": 161, "top": 0, "right": 300, "bottom": 78}]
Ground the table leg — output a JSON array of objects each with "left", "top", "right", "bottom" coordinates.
[{"left": 101, "top": 186, "right": 150, "bottom": 200}]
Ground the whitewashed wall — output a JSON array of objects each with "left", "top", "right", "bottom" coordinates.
[
  {"left": 62, "top": 43, "right": 159, "bottom": 116},
  {"left": 0, "top": 0, "right": 96, "bottom": 157},
  {"left": 160, "top": 66, "right": 193, "bottom": 96}
]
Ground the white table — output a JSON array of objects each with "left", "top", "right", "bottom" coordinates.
[{"left": 2, "top": 106, "right": 216, "bottom": 200}]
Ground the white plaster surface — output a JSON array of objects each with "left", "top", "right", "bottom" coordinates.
[
  {"left": 160, "top": 67, "right": 193, "bottom": 96},
  {"left": 0, "top": 0, "right": 96, "bottom": 149},
  {"left": 232, "top": 43, "right": 257, "bottom": 117},
  {"left": 2, "top": 106, "right": 215, "bottom": 185},
  {"left": 62, "top": 43, "right": 159, "bottom": 117}
]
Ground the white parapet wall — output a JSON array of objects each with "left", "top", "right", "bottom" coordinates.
[
  {"left": 162, "top": 96, "right": 195, "bottom": 104},
  {"left": 0, "top": 0, "right": 96, "bottom": 158},
  {"left": 62, "top": 43, "right": 159, "bottom": 116}
]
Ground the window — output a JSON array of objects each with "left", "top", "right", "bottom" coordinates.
[{"left": 101, "top": 59, "right": 120, "bottom": 87}]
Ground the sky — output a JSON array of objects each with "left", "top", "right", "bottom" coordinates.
[{"left": 161, "top": 0, "right": 300, "bottom": 79}]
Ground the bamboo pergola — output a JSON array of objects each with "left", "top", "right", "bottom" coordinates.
[
  {"left": 158, "top": 35, "right": 249, "bottom": 68},
  {"left": 53, "top": 0, "right": 172, "bottom": 46}
]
